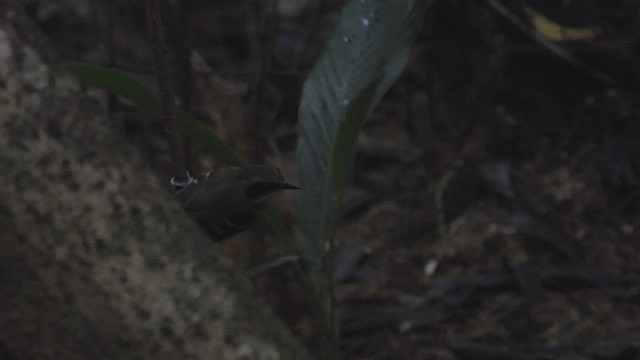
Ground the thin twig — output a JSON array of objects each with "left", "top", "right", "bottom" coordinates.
[
  {"left": 106, "top": 1, "right": 117, "bottom": 117},
  {"left": 292, "top": 0, "right": 321, "bottom": 70},
  {"left": 434, "top": 168, "right": 454, "bottom": 238},
  {"left": 174, "top": 0, "right": 198, "bottom": 174},
  {"left": 246, "top": 0, "right": 278, "bottom": 161},
  {"left": 145, "top": 0, "right": 187, "bottom": 177}
]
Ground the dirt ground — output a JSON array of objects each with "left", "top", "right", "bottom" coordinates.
[
  {"left": 330, "top": 1, "right": 640, "bottom": 358},
  {"left": 28, "top": 0, "right": 640, "bottom": 358}
]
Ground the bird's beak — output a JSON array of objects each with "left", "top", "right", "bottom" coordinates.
[
  {"left": 274, "top": 181, "right": 299, "bottom": 190},
  {"left": 245, "top": 180, "right": 299, "bottom": 200}
]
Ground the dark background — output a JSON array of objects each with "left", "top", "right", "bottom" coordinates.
[{"left": 24, "top": 0, "right": 640, "bottom": 358}]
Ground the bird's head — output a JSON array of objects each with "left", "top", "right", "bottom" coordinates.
[{"left": 236, "top": 165, "right": 299, "bottom": 202}]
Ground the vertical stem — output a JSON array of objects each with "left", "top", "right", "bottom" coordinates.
[
  {"left": 292, "top": 0, "right": 320, "bottom": 70},
  {"left": 246, "top": 0, "right": 279, "bottom": 160},
  {"left": 327, "top": 239, "right": 337, "bottom": 360},
  {"left": 105, "top": 1, "right": 117, "bottom": 117},
  {"left": 173, "top": 0, "right": 199, "bottom": 174},
  {"left": 246, "top": 0, "right": 278, "bottom": 268},
  {"left": 144, "top": 0, "right": 187, "bottom": 177}
]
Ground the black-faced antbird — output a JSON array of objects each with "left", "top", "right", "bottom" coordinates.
[{"left": 173, "top": 165, "right": 298, "bottom": 241}]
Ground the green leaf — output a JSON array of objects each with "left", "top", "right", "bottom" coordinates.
[
  {"left": 296, "top": 0, "right": 434, "bottom": 280},
  {"left": 67, "top": 61, "right": 244, "bottom": 166}
]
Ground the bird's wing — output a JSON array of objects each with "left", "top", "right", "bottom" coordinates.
[{"left": 183, "top": 185, "right": 256, "bottom": 240}]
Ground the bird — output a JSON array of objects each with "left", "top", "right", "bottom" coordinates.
[{"left": 173, "top": 165, "right": 298, "bottom": 241}]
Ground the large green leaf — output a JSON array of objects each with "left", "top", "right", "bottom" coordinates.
[
  {"left": 296, "top": 0, "right": 434, "bottom": 278},
  {"left": 67, "top": 61, "right": 244, "bottom": 166}
]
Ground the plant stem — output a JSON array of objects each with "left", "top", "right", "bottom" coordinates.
[{"left": 144, "top": 0, "right": 187, "bottom": 177}]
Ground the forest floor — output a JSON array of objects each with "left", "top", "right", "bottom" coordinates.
[{"left": 32, "top": 0, "right": 640, "bottom": 358}]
